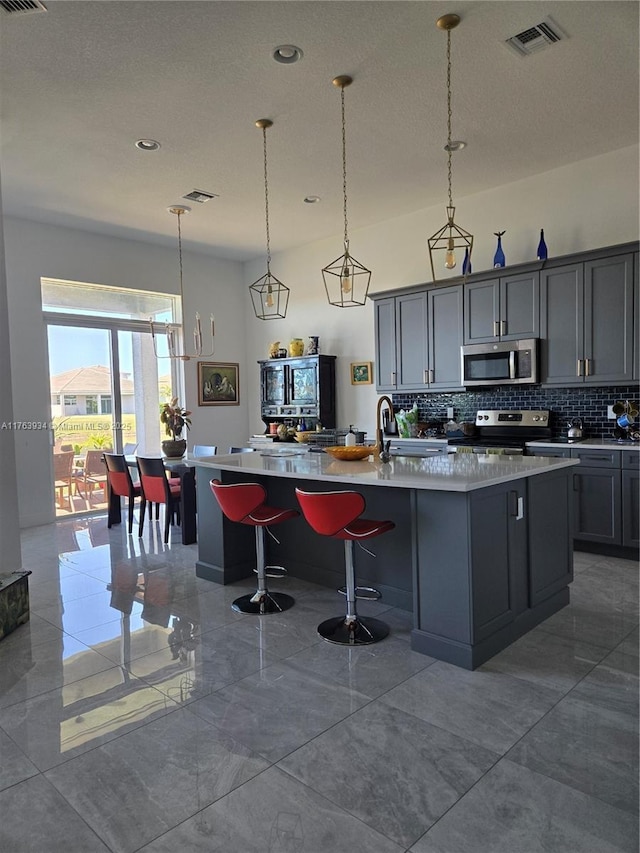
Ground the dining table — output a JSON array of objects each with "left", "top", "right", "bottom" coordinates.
[{"left": 105, "top": 455, "right": 197, "bottom": 545}]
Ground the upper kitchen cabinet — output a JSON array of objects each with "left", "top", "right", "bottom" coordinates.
[
  {"left": 634, "top": 252, "right": 639, "bottom": 382},
  {"left": 540, "top": 251, "right": 634, "bottom": 386},
  {"left": 373, "top": 285, "right": 463, "bottom": 393},
  {"left": 463, "top": 272, "right": 539, "bottom": 344}
]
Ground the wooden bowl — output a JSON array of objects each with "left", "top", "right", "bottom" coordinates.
[
  {"left": 294, "top": 431, "right": 315, "bottom": 443},
  {"left": 324, "top": 445, "right": 372, "bottom": 461}
]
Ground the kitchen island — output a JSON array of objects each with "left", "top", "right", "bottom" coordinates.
[{"left": 194, "top": 449, "right": 579, "bottom": 669}]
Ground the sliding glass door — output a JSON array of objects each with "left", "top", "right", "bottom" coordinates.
[{"left": 47, "top": 321, "right": 171, "bottom": 517}]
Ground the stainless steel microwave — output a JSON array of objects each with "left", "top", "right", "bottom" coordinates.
[{"left": 461, "top": 338, "right": 539, "bottom": 387}]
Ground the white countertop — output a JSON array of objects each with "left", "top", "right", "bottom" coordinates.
[
  {"left": 526, "top": 438, "right": 640, "bottom": 451},
  {"left": 193, "top": 449, "right": 579, "bottom": 493}
]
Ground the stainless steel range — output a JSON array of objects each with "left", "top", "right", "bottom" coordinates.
[{"left": 448, "top": 410, "right": 551, "bottom": 455}]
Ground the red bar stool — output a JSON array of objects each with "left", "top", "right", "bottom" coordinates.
[
  {"left": 210, "top": 479, "right": 298, "bottom": 614},
  {"left": 295, "top": 488, "right": 394, "bottom": 645}
]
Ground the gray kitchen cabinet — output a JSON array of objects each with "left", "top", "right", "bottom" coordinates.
[
  {"left": 571, "top": 448, "right": 622, "bottom": 545},
  {"left": 373, "top": 285, "right": 463, "bottom": 392},
  {"left": 463, "top": 272, "right": 539, "bottom": 344},
  {"left": 374, "top": 297, "right": 397, "bottom": 392},
  {"left": 526, "top": 447, "right": 572, "bottom": 459},
  {"left": 634, "top": 253, "right": 639, "bottom": 381},
  {"left": 622, "top": 453, "right": 640, "bottom": 548},
  {"left": 540, "top": 252, "right": 634, "bottom": 386}
]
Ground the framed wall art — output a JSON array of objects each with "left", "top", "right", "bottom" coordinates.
[
  {"left": 350, "top": 361, "right": 373, "bottom": 385},
  {"left": 198, "top": 362, "right": 239, "bottom": 406}
]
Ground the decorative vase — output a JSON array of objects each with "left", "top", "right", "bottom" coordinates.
[
  {"left": 162, "top": 439, "right": 187, "bottom": 458},
  {"left": 462, "top": 247, "right": 472, "bottom": 275},
  {"left": 537, "top": 228, "right": 548, "bottom": 260},
  {"left": 289, "top": 338, "right": 304, "bottom": 357},
  {"left": 307, "top": 335, "right": 319, "bottom": 355},
  {"left": 269, "top": 340, "right": 280, "bottom": 358},
  {"left": 493, "top": 231, "right": 506, "bottom": 268}
]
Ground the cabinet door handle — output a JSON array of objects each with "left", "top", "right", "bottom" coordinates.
[
  {"left": 585, "top": 358, "right": 591, "bottom": 376},
  {"left": 576, "top": 359, "right": 583, "bottom": 376},
  {"left": 391, "top": 371, "right": 396, "bottom": 387},
  {"left": 494, "top": 320, "right": 500, "bottom": 337},
  {"left": 423, "top": 369, "right": 429, "bottom": 384},
  {"left": 501, "top": 320, "right": 507, "bottom": 336},
  {"left": 510, "top": 491, "right": 525, "bottom": 519},
  {"left": 429, "top": 368, "right": 434, "bottom": 384}
]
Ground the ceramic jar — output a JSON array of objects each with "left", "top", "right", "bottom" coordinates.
[
  {"left": 307, "top": 335, "right": 319, "bottom": 355},
  {"left": 269, "top": 341, "right": 280, "bottom": 358},
  {"left": 289, "top": 338, "right": 304, "bottom": 357}
]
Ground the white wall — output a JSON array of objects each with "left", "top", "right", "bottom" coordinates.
[
  {"left": 242, "top": 145, "right": 640, "bottom": 439},
  {"left": 3, "top": 218, "right": 246, "bottom": 527},
  {"left": 0, "top": 178, "right": 22, "bottom": 569}
]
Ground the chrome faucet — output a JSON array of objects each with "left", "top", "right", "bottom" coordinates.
[{"left": 375, "top": 395, "right": 394, "bottom": 455}]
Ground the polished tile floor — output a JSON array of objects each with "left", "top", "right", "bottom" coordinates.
[{"left": 0, "top": 513, "right": 638, "bottom": 853}]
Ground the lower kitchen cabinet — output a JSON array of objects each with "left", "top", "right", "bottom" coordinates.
[
  {"left": 622, "top": 455, "right": 640, "bottom": 548},
  {"left": 572, "top": 466, "right": 622, "bottom": 544},
  {"left": 528, "top": 446, "right": 639, "bottom": 551}
]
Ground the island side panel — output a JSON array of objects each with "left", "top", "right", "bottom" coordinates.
[
  {"left": 527, "top": 467, "right": 574, "bottom": 605},
  {"left": 195, "top": 466, "right": 260, "bottom": 584}
]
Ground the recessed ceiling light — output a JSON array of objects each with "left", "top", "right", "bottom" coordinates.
[
  {"left": 273, "top": 44, "right": 303, "bottom": 64},
  {"left": 304, "top": 195, "right": 321, "bottom": 204},
  {"left": 135, "top": 139, "right": 161, "bottom": 151},
  {"left": 444, "top": 140, "right": 467, "bottom": 152}
]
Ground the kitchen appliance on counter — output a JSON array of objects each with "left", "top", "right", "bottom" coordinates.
[
  {"left": 567, "top": 418, "right": 583, "bottom": 442},
  {"left": 447, "top": 409, "right": 551, "bottom": 455},
  {"left": 461, "top": 338, "right": 538, "bottom": 387}
]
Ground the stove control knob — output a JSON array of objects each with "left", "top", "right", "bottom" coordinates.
[{"left": 533, "top": 416, "right": 540, "bottom": 421}]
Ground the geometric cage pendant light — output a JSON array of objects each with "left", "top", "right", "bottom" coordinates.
[
  {"left": 322, "top": 75, "right": 371, "bottom": 307},
  {"left": 427, "top": 14, "right": 473, "bottom": 281},
  {"left": 249, "top": 118, "right": 290, "bottom": 320},
  {"left": 150, "top": 205, "right": 215, "bottom": 361}
]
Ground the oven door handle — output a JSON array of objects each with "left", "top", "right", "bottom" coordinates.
[{"left": 508, "top": 350, "right": 516, "bottom": 380}]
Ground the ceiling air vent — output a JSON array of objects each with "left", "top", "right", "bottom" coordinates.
[
  {"left": 0, "top": 0, "right": 47, "bottom": 14},
  {"left": 505, "top": 17, "right": 565, "bottom": 57},
  {"left": 182, "top": 189, "right": 219, "bottom": 204}
]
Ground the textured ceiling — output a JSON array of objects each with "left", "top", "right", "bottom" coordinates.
[{"left": 1, "top": 1, "right": 638, "bottom": 260}]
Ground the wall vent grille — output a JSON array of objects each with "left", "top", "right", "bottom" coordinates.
[
  {"left": 0, "top": 0, "right": 47, "bottom": 14},
  {"left": 505, "top": 17, "right": 565, "bottom": 57}
]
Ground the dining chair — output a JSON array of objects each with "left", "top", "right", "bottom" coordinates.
[
  {"left": 228, "top": 447, "right": 255, "bottom": 454},
  {"left": 123, "top": 442, "right": 139, "bottom": 455},
  {"left": 136, "top": 457, "right": 181, "bottom": 543},
  {"left": 193, "top": 445, "right": 218, "bottom": 457},
  {"left": 53, "top": 451, "right": 75, "bottom": 510},
  {"left": 76, "top": 449, "right": 109, "bottom": 501},
  {"left": 103, "top": 453, "right": 142, "bottom": 534}
]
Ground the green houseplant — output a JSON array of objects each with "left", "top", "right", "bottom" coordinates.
[{"left": 160, "top": 397, "right": 191, "bottom": 457}]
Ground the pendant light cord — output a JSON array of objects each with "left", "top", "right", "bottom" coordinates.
[
  {"left": 176, "top": 210, "right": 184, "bottom": 299},
  {"left": 341, "top": 84, "right": 349, "bottom": 252},
  {"left": 446, "top": 28, "right": 453, "bottom": 209},
  {"left": 262, "top": 125, "right": 271, "bottom": 272}
]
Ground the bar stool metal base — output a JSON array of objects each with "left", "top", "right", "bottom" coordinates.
[
  {"left": 318, "top": 615, "right": 389, "bottom": 645},
  {"left": 232, "top": 591, "right": 295, "bottom": 615}
]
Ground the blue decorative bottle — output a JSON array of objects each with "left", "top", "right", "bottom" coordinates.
[
  {"left": 537, "top": 228, "right": 548, "bottom": 260},
  {"left": 462, "top": 247, "right": 472, "bottom": 275},
  {"left": 493, "top": 231, "right": 506, "bottom": 268}
]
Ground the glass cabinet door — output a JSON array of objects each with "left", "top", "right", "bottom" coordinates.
[
  {"left": 262, "top": 364, "right": 285, "bottom": 406},
  {"left": 288, "top": 362, "right": 318, "bottom": 405}
]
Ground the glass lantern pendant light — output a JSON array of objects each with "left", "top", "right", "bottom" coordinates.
[
  {"left": 249, "top": 118, "right": 290, "bottom": 320},
  {"left": 428, "top": 14, "right": 473, "bottom": 281},
  {"left": 150, "top": 205, "right": 215, "bottom": 361},
  {"left": 322, "top": 75, "right": 371, "bottom": 307}
]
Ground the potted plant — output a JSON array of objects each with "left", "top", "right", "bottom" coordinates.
[{"left": 160, "top": 397, "right": 191, "bottom": 458}]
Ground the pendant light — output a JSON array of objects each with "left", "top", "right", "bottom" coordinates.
[
  {"left": 150, "top": 205, "right": 215, "bottom": 361},
  {"left": 427, "top": 14, "right": 473, "bottom": 281},
  {"left": 322, "top": 75, "right": 371, "bottom": 307},
  {"left": 249, "top": 118, "right": 290, "bottom": 320}
]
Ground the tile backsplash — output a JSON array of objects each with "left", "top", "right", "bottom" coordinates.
[{"left": 392, "top": 385, "right": 639, "bottom": 439}]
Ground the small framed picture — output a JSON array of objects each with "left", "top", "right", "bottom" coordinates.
[
  {"left": 198, "top": 362, "right": 239, "bottom": 406},
  {"left": 350, "top": 361, "right": 373, "bottom": 385}
]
